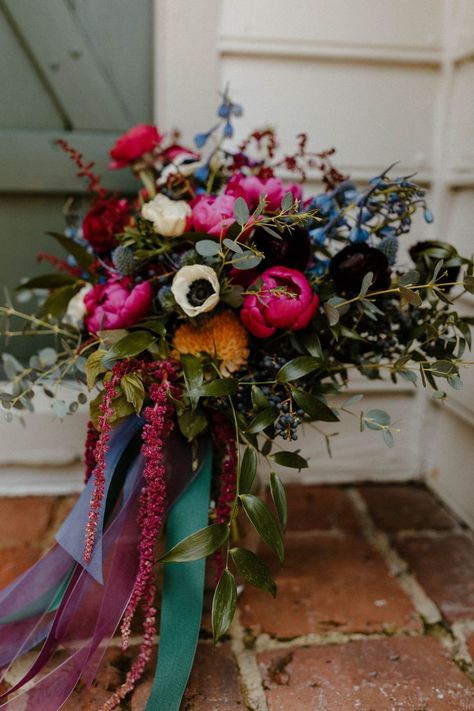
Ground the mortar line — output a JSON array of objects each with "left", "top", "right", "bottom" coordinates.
[
  {"left": 347, "top": 487, "right": 474, "bottom": 683},
  {"left": 230, "top": 609, "right": 269, "bottom": 711},
  {"left": 346, "top": 487, "right": 442, "bottom": 626},
  {"left": 253, "top": 628, "right": 420, "bottom": 654}
]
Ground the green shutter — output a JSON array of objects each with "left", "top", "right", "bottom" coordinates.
[{"left": 0, "top": 0, "right": 153, "bottom": 359}]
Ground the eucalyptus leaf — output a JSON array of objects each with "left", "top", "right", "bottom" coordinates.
[
  {"left": 399, "top": 270, "right": 420, "bottom": 287},
  {"left": 399, "top": 285, "right": 422, "bottom": 307},
  {"left": 281, "top": 191, "right": 294, "bottom": 211},
  {"left": 234, "top": 197, "right": 250, "bottom": 226},
  {"left": 359, "top": 271, "right": 374, "bottom": 297},
  {"left": 159, "top": 523, "right": 229, "bottom": 563},
  {"left": 195, "top": 240, "right": 221, "bottom": 257},
  {"left": 324, "top": 302, "right": 340, "bottom": 326},
  {"left": 239, "top": 494, "right": 284, "bottom": 562},
  {"left": 230, "top": 548, "right": 276, "bottom": 596},
  {"left": 365, "top": 408, "right": 391, "bottom": 430},
  {"left": 463, "top": 275, "right": 474, "bottom": 294},
  {"left": 382, "top": 429, "right": 395, "bottom": 448},
  {"left": 212, "top": 569, "right": 237, "bottom": 643},
  {"left": 231, "top": 253, "right": 262, "bottom": 270},
  {"left": 223, "top": 238, "right": 243, "bottom": 253}
]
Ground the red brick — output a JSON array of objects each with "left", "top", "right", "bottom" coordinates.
[
  {"left": 240, "top": 535, "right": 421, "bottom": 637},
  {"left": 396, "top": 534, "right": 474, "bottom": 622},
  {"left": 467, "top": 635, "right": 474, "bottom": 660},
  {"left": 0, "top": 497, "right": 55, "bottom": 549},
  {"left": 360, "top": 484, "right": 458, "bottom": 532},
  {"left": 0, "top": 546, "right": 41, "bottom": 588},
  {"left": 131, "top": 643, "right": 244, "bottom": 711},
  {"left": 259, "top": 636, "right": 474, "bottom": 710},
  {"left": 266, "top": 485, "right": 360, "bottom": 533},
  {"left": 62, "top": 648, "right": 127, "bottom": 710}
]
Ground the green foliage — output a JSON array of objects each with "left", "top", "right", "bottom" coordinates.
[
  {"left": 270, "top": 472, "right": 287, "bottom": 530},
  {"left": 102, "top": 331, "right": 156, "bottom": 367},
  {"left": 159, "top": 523, "right": 229, "bottom": 563},
  {"left": 270, "top": 451, "right": 308, "bottom": 469},
  {"left": 212, "top": 570, "right": 237, "bottom": 643},
  {"left": 240, "top": 494, "right": 284, "bottom": 562},
  {"left": 239, "top": 447, "right": 257, "bottom": 494},
  {"left": 277, "top": 356, "right": 321, "bottom": 383},
  {"left": 230, "top": 547, "right": 276, "bottom": 596}
]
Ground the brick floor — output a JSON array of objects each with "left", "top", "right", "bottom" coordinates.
[
  {"left": 267, "top": 485, "right": 360, "bottom": 533},
  {"left": 0, "top": 496, "right": 56, "bottom": 548},
  {"left": 360, "top": 483, "right": 459, "bottom": 532},
  {"left": 259, "top": 637, "right": 474, "bottom": 710},
  {"left": 0, "top": 483, "right": 473, "bottom": 710},
  {"left": 240, "top": 534, "right": 422, "bottom": 636},
  {"left": 396, "top": 533, "right": 474, "bottom": 622}
]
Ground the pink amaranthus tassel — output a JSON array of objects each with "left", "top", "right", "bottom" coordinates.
[
  {"left": 100, "top": 360, "right": 177, "bottom": 710},
  {"left": 84, "top": 420, "right": 99, "bottom": 484},
  {"left": 83, "top": 362, "right": 131, "bottom": 562}
]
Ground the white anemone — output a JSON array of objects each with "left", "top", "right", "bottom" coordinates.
[{"left": 171, "top": 265, "right": 220, "bottom": 318}]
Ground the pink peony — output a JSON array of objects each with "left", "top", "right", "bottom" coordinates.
[
  {"left": 240, "top": 267, "right": 319, "bottom": 338},
  {"left": 225, "top": 173, "right": 302, "bottom": 212},
  {"left": 191, "top": 194, "right": 236, "bottom": 237},
  {"left": 84, "top": 278, "right": 153, "bottom": 333},
  {"left": 109, "top": 124, "right": 163, "bottom": 170}
]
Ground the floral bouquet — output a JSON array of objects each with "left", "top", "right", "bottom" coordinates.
[{"left": 0, "top": 92, "right": 473, "bottom": 710}]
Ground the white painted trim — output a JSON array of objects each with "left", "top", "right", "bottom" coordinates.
[
  {"left": 427, "top": 475, "right": 474, "bottom": 530},
  {"left": 0, "top": 465, "right": 84, "bottom": 496},
  {"left": 218, "top": 36, "right": 442, "bottom": 66},
  {"left": 153, "top": 0, "right": 220, "bottom": 140}
]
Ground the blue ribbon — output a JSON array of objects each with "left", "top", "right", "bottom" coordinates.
[{"left": 145, "top": 443, "right": 213, "bottom": 711}]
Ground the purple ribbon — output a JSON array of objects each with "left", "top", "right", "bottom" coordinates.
[{"left": 0, "top": 419, "right": 208, "bottom": 709}]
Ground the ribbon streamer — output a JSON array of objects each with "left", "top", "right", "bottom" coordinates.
[{"left": 0, "top": 416, "right": 211, "bottom": 710}]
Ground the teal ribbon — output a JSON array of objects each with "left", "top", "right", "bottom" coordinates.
[{"left": 145, "top": 445, "right": 213, "bottom": 711}]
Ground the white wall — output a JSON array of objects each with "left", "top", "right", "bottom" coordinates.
[{"left": 1, "top": 1, "right": 472, "bottom": 525}]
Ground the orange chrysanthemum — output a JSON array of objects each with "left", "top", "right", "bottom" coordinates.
[{"left": 172, "top": 310, "right": 249, "bottom": 376}]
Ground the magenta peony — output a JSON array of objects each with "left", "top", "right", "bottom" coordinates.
[
  {"left": 225, "top": 173, "right": 302, "bottom": 211},
  {"left": 191, "top": 194, "right": 236, "bottom": 237},
  {"left": 84, "top": 278, "right": 153, "bottom": 333},
  {"left": 240, "top": 267, "right": 319, "bottom": 338},
  {"left": 109, "top": 124, "right": 163, "bottom": 170}
]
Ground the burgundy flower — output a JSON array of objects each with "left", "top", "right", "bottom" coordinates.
[
  {"left": 329, "top": 244, "right": 391, "bottom": 295},
  {"left": 409, "top": 241, "right": 460, "bottom": 292},
  {"left": 109, "top": 124, "right": 163, "bottom": 170},
  {"left": 82, "top": 198, "right": 130, "bottom": 253},
  {"left": 250, "top": 225, "right": 312, "bottom": 271}
]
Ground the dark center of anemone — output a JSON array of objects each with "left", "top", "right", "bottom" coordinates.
[{"left": 186, "top": 278, "right": 215, "bottom": 306}]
